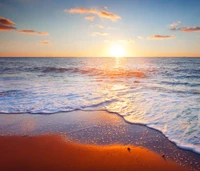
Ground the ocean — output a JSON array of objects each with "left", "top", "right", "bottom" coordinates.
[{"left": 0, "top": 57, "right": 200, "bottom": 154}]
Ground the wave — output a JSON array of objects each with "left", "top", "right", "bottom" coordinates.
[
  {"left": 161, "top": 81, "right": 200, "bottom": 87},
  {"left": 148, "top": 86, "right": 200, "bottom": 95},
  {"left": 1, "top": 66, "right": 147, "bottom": 79},
  {"left": 173, "top": 68, "right": 200, "bottom": 74},
  {"left": 0, "top": 90, "right": 28, "bottom": 97},
  {"left": 41, "top": 67, "right": 147, "bottom": 78},
  {"left": 1, "top": 66, "right": 147, "bottom": 78},
  {"left": 176, "top": 75, "right": 200, "bottom": 79}
]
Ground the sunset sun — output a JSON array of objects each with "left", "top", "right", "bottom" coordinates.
[{"left": 110, "top": 44, "right": 125, "bottom": 57}]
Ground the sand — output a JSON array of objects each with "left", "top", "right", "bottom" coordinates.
[
  {"left": 1, "top": 110, "right": 200, "bottom": 170},
  {"left": 0, "top": 135, "right": 189, "bottom": 171}
]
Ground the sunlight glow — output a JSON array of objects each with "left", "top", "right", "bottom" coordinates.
[{"left": 110, "top": 44, "right": 125, "bottom": 57}]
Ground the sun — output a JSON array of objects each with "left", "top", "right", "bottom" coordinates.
[{"left": 110, "top": 44, "right": 125, "bottom": 57}]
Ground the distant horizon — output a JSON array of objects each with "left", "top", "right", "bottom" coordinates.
[{"left": 0, "top": 56, "right": 200, "bottom": 58}]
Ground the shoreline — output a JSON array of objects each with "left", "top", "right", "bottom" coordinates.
[
  {"left": 87, "top": 109, "right": 200, "bottom": 155},
  {"left": 0, "top": 110, "right": 200, "bottom": 170},
  {"left": 1, "top": 109, "right": 199, "bottom": 154}
]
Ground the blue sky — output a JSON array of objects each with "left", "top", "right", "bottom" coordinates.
[{"left": 0, "top": 0, "right": 200, "bottom": 57}]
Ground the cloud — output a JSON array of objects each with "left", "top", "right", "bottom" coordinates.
[
  {"left": 178, "top": 26, "right": 200, "bottom": 32},
  {"left": 92, "top": 32, "right": 109, "bottom": 36},
  {"left": 66, "top": 8, "right": 96, "bottom": 14},
  {"left": 0, "top": 24, "right": 16, "bottom": 31},
  {"left": 0, "top": 16, "right": 15, "bottom": 25},
  {"left": 170, "top": 21, "right": 181, "bottom": 27},
  {"left": 170, "top": 28, "right": 177, "bottom": 31},
  {"left": 98, "top": 11, "right": 121, "bottom": 21},
  {"left": 0, "top": 16, "right": 16, "bottom": 31},
  {"left": 170, "top": 26, "right": 200, "bottom": 32},
  {"left": 65, "top": 7, "right": 121, "bottom": 21},
  {"left": 137, "top": 36, "right": 144, "bottom": 40},
  {"left": 85, "top": 16, "right": 95, "bottom": 21},
  {"left": 147, "top": 35, "right": 176, "bottom": 40},
  {"left": 18, "top": 30, "right": 49, "bottom": 35},
  {"left": 41, "top": 40, "right": 51, "bottom": 45}
]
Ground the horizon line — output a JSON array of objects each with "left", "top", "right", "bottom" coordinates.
[{"left": 0, "top": 56, "right": 200, "bottom": 58}]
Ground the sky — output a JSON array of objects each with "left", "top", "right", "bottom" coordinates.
[{"left": 0, "top": 0, "right": 200, "bottom": 57}]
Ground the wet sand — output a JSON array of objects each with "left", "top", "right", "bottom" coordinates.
[
  {"left": 0, "top": 110, "right": 200, "bottom": 170},
  {"left": 0, "top": 135, "right": 188, "bottom": 171}
]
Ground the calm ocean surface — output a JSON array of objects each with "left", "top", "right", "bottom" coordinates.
[{"left": 0, "top": 57, "right": 200, "bottom": 153}]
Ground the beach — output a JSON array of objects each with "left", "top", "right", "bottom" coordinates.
[
  {"left": 0, "top": 110, "right": 200, "bottom": 171},
  {"left": 0, "top": 135, "right": 188, "bottom": 171}
]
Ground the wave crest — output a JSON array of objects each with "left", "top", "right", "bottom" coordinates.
[{"left": 41, "top": 67, "right": 146, "bottom": 78}]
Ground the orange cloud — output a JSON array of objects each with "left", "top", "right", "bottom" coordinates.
[
  {"left": 170, "top": 26, "right": 200, "bottom": 32},
  {"left": 98, "top": 11, "right": 121, "bottom": 21},
  {"left": 85, "top": 16, "right": 95, "bottom": 21},
  {"left": 66, "top": 8, "right": 96, "bottom": 14},
  {"left": 41, "top": 40, "right": 51, "bottom": 45},
  {"left": 0, "top": 16, "right": 15, "bottom": 25},
  {"left": 0, "top": 16, "right": 16, "bottom": 31},
  {"left": 148, "top": 35, "right": 176, "bottom": 40},
  {"left": 178, "top": 26, "right": 200, "bottom": 32},
  {"left": 170, "top": 21, "right": 181, "bottom": 27},
  {"left": 0, "top": 24, "right": 16, "bottom": 31},
  {"left": 66, "top": 7, "right": 121, "bottom": 21},
  {"left": 18, "top": 30, "right": 49, "bottom": 36},
  {"left": 92, "top": 32, "right": 109, "bottom": 36}
]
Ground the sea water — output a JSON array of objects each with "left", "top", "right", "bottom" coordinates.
[{"left": 0, "top": 57, "right": 199, "bottom": 153}]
